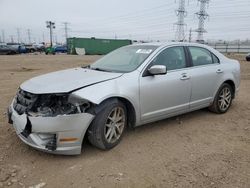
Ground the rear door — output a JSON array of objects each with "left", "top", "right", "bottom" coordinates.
[{"left": 187, "top": 46, "right": 223, "bottom": 109}]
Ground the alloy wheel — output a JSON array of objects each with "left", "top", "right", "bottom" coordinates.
[
  {"left": 218, "top": 87, "right": 232, "bottom": 111},
  {"left": 104, "top": 107, "right": 125, "bottom": 144}
]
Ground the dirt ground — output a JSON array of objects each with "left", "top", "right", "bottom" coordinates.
[{"left": 0, "top": 53, "right": 249, "bottom": 188}]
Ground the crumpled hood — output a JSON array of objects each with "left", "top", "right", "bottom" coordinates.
[{"left": 20, "top": 68, "right": 122, "bottom": 94}]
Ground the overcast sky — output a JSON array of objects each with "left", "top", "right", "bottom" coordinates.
[{"left": 0, "top": 0, "right": 249, "bottom": 43}]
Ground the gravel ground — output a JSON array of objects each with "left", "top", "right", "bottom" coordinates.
[{"left": 0, "top": 53, "right": 249, "bottom": 188}]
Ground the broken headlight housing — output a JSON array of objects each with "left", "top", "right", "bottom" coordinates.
[{"left": 27, "top": 93, "right": 91, "bottom": 117}]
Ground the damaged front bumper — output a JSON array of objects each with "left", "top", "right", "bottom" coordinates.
[{"left": 8, "top": 101, "right": 94, "bottom": 155}]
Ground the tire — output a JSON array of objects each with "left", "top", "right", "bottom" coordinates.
[
  {"left": 209, "top": 83, "right": 233, "bottom": 114},
  {"left": 88, "top": 99, "right": 127, "bottom": 150}
]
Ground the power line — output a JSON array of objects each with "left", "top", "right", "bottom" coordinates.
[
  {"left": 1, "top": 0, "right": 248, "bottom": 43},
  {"left": 68, "top": 0, "right": 250, "bottom": 39}
]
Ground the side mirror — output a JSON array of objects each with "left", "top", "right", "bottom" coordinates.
[{"left": 148, "top": 65, "right": 167, "bottom": 75}]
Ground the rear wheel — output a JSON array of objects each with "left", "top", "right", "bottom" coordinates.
[
  {"left": 88, "top": 99, "right": 127, "bottom": 150},
  {"left": 209, "top": 83, "right": 233, "bottom": 114}
]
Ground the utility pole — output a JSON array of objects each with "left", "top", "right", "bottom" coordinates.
[
  {"left": 46, "top": 21, "right": 56, "bottom": 47},
  {"left": 174, "top": 0, "right": 187, "bottom": 42},
  {"left": 62, "top": 22, "right": 69, "bottom": 43},
  {"left": 195, "top": 0, "right": 210, "bottom": 43},
  {"left": 189, "top": 28, "right": 192, "bottom": 42},
  {"left": 2, "top": 30, "right": 5, "bottom": 43},
  {"left": 16, "top": 28, "right": 21, "bottom": 43},
  {"left": 42, "top": 32, "right": 45, "bottom": 43},
  {"left": 27, "top": 29, "right": 31, "bottom": 44},
  {"left": 10, "top": 35, "right": 14, "bottom": 43}
]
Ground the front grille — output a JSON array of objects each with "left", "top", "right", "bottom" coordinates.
[{"left": 14, "top": 89, "right": 38, "bottom": 115}]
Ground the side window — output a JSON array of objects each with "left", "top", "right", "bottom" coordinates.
[
  {"left": 212, "top": 53, "right": 220, "bottom": 64},
  {"left": 189, "top": 47, "right": 213, "bottom": 66},
  {"left": 152, "top": 47, "right": 186, "bottom": 71}
]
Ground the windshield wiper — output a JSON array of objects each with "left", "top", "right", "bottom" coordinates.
[
  {"left": 81, "top": 65, "right": 90, "bottom": 68},
  {"left": 82, "top": 65, "right": 113, "bottom": 72},
  {"left": 89, "top": 67, "right": 112, "bottom": 72}
]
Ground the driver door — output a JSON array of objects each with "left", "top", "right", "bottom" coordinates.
[{"left": 139, "top": 46, "right": 192, "bottom": 123}]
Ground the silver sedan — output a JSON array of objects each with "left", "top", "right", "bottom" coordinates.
[{"left": 8, "top": 42, "right": 241, "bottom": 155}]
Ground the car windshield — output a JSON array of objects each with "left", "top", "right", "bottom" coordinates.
[{"left": 90, "top": 45, "right": 158, "bottom": 73}]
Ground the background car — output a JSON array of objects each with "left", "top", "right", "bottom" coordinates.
[
  {"left": 54, "top": 45, "right": 67, "bottom": 53},
  {"left": 0, "top": 45, "right": 18, "bottom": 55},
  {"left": 24, "top": 44, "right": 37, "bottom": 53},
  {"left": 18, "top": 44, "right": 27, "bottom": 53},
  {"left": 246, "top": 53, "right": 250, "bottom": 61},
  {"left": 45, "top": 45, "right": 67, "bottom": 55}
]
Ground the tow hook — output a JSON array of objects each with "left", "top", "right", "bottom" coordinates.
[
  {"left": 7, "top": 107, "right": 13, "bottom": 124},
  {"left": 45, "top": 135, "right": 57, "bottom": 151}
]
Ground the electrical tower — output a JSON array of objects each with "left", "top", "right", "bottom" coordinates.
[
  {"left": 62, "top": 22, "right": 70, "bottom": 43},
  {"left": 174, "top": 0, "right": 187, "bottom": 42},
  {"left": 27, "top": 29, "right": 31, "bottom": 44},
  {"left": 2, "top": 30, "right": 5, "bottom": 43},
  {"left": 189, "top": 28, "right": 192, "bottom": 42},
  {"left": 46, "top": 21, "right": 56, "bottom": 47},
  {"left": 195, "top": 0, "right": 210, "bottom": 43},
  {"left": 16, "top": 28, "right": 21, "bottom": 43}
]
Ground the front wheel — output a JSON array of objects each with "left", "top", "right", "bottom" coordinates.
[
  {"left": 209, "top": 83, "right": 233, "bottom": 114},
  {"left": 88, "top": 99, "right": 127, "bottom": 150}
]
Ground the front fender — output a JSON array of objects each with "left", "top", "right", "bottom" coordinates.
[{"left": 71, "top": 72, "right": 141, "bottom": 125}]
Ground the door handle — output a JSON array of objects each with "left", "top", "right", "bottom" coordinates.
[
  {"left": 180, "top": 74, "right": 190, "bottom": 80},
  {"left": 216, "top": 69, "right": 223, "bottom": 73}
]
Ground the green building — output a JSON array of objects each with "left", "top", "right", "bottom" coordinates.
[{"left": 67, "top": 37, "right": 132, "bottom": 55}]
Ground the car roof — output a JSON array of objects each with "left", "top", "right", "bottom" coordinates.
[
  {"left": 130, "top": 42, "right": 226, "bottom": 61},
  {"left": 132, "top": 42, "right": 209, "bottom": 48}
]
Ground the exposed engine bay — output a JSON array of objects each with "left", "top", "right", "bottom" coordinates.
[{"left": 14, "top": 89, "right": 91, "bottom": 117}]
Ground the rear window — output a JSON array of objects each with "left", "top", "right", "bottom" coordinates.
[{"left": 189, "top": 47, "right": 213, "bottom": 66}]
